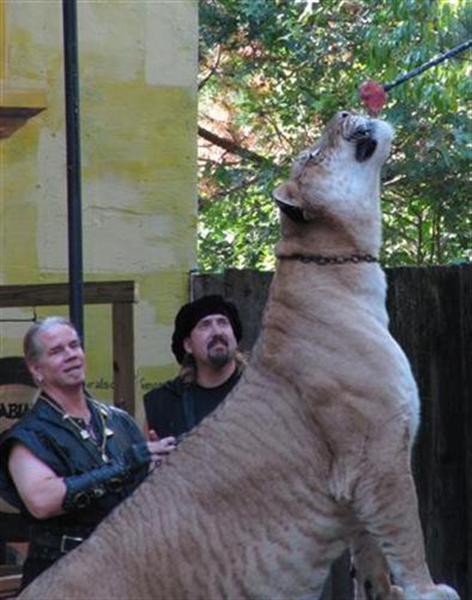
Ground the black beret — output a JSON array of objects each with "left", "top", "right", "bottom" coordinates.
[{"left": 171, "top": 295, "right": 243, "bottom": 364}]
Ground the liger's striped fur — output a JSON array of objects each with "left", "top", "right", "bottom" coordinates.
[{"left": 20, "top": 112, "right": 459, "bottom": 600}]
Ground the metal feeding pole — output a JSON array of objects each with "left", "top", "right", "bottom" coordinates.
[
  {"left": 384, "top": 38, "right": 472, "bottom": 92},
  {"left": 62, "top": 0, "right": 84, "bottom": 342}
]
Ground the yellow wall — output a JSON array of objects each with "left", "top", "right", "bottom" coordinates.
[{"left": 0, "top": 0, "right": 198, "bottom": 424}]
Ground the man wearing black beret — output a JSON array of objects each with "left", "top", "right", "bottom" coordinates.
[{"left": 143, "top": 295, "right": 245, "bottom": 440}]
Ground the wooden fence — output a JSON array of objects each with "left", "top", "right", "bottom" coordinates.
[{"left": 193, "top": 264, "right": 471, "bottom": 600}]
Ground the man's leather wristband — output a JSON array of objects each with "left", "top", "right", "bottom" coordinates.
[{"left": 63, "top": 443, "right": 151, "bottom": 511}]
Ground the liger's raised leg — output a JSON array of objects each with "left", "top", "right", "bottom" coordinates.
[
  {"left": 354, "top": 466, "right": 459, "bottom": 600},
  {"left": 350, "top": 530, "right": 404, "bottom": 600}
]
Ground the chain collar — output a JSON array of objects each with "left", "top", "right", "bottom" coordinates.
[{"left": 276, "top": 253, "right": 379, "bottom": 265}]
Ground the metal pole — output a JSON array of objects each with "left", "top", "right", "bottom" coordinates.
[
  {"left": 62, "top": 0, "right": 84, "bottom": 342},
  {"left": 384, "top": 38, "right": 472, "bottom": 92}
]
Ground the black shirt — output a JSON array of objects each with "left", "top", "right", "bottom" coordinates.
[{"left": 143, "top": 368, "right": 241, "bottom": 439}]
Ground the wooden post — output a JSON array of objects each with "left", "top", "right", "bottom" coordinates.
[{"left": 112, "top": 302, "right": 135, "bottom": 415}]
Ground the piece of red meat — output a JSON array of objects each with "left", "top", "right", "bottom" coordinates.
[{"left": 359, "top": 80, "right": 388, "bottom": 115}]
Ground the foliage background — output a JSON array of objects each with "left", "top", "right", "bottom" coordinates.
[{"left": 198, "top": 0, "right": 471, "bottom": 271}]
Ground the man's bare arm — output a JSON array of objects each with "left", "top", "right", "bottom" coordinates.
[{"left": 8, "top": 443, "right": 66, "bottom": 519}]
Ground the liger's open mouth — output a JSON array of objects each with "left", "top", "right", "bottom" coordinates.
[
  {"left": 346, "top": 123, "right": 378, "bottom": 162},
  {"left": 355, "top": 137, "right": 377, "bottom": 162}
]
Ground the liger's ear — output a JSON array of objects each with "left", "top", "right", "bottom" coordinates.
[
  {"left": 273, "top": 181, "right": 308, "bottom": 224},
  {"left": 273, "top": 181, "right": 300, "bottom": 206}
]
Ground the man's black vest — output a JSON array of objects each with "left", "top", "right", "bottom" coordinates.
[{"left": 0, "top": 395, "right": 147, "bottom": 533}]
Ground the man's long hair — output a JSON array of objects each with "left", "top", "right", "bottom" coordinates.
[
  {"left": 179, "top": 350, "right": 248, "bottom": 385},
  {"left": 24, "top": 316, "right": 77, "bottom": 364}
]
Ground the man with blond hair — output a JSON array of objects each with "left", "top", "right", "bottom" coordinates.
[{"left": 0, "top": 316, "right": 175, "bottom": 588}]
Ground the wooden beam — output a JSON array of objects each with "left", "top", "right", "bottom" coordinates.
[
  {"left": 112, "top": 302, "right": 135, "bottom": 415},
  {"left": 0, "top": 89, "right": 47, "bottom": 140},
  {"left": 0, "top": 281, "right": 138, "bottom": 308}
]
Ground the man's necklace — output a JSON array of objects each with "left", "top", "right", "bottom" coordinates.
[{"left": 40, "top": 394, "right": 113, "bottom": 463}]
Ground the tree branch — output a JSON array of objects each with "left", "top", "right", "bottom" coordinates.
[
  {"left": 198, "top": 126, "right": 268, "bottom": 165},
  {"left": 199, "top": 173, "right": 261, "bottom": 209},
  {"left": 198, "top": 45, "right": 222, "bottom": 91}
]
